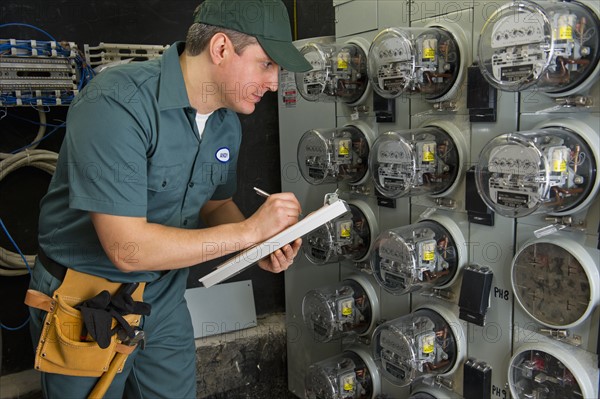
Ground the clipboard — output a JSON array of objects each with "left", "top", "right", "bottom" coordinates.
[{"left": 199, "top": 198, "right": 350, "bottom": 288}]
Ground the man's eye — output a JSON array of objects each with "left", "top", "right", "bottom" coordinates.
[{"left": 263, "top": 62, "right": 273, "bottom": 69}]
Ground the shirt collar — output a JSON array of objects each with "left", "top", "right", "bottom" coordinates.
[{"left": 158, "top": 42, "right": 191, "bottom": 110}]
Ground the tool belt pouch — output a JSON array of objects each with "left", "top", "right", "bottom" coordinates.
[{"left": 25, "top": 269, "right": 146, "bottom": 377}]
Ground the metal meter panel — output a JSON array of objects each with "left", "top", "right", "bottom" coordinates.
[
  {"left": 511, "top": 236, "right": 599, "bottom": 330},
  {"left": 475, "top": 127, "right": 598, "bottom": 218},
  {"left": 370, "top": 216, "right": 464, "bottom": 296},
  {"left": 302, "top": 275, "right": 379, "bottom": 343},
  {"left": 477, "top": 0, "right": 600, "bottom": 94},
  {"left": 372, "top": 306, "right": 465, "bottom": 387},
  {"left": 279, "top": 37, "right": 341, "bottom": 398},
  {"left": 295, "top": 40, "right": 369, "bottom": 105},
  {"left": 367, "top": 27, "right": 462, "bottom": 101},
  {"left": 305, "top": 348, "right": 381, "bottom": 399},
  {"left": 369, "top": 127, "right": 462, "bottom": 199},
  {"left": 509, "top": 342, "right": 597, "bottom": 399},
  {"left": 297, "top": 122, "right": 373, "bottom": 186},
  {"left": 304, "top": 200, "right": 378, "bottom": 265}
]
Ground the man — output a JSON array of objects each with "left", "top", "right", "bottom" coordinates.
[{"left": 28, "top": 0, "right": 312, "bottom": 397}]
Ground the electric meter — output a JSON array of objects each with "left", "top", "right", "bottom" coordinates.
[
  {"left": 295, "top": 40, "right": 369, "bottom": 104},
  {"left": 372, "top": 306, "right": 464, "bottom": 387},
  {"left": 369, "top": 127, "right": 461, "bottom": 199},
  {"left": 475, "top": 126, "right": 597, "bottom": 218},
  {"left": 368, "top": 27, "right": 462, "bottom": 100},
  {"left": 298, "top": 123, "right": 372, "bottom": 185},
  {"left": 410, "top": 386, "right": 462, "bottom": 399},
  {"left": 370, "top": 216, "right": 463, "bottom": 296},
  {"left": 409, "top": 394, "right": 436, "bottom": 399},
  {"left": 304, "top": 201, "right": 378, "bottom": 265},
  {"left": 305, "top": 349, "right": 380, "bottom": 399},
  {"left": 302, "top": 275, "right": 379, "bottom": 343},
  {"left": 512, "top": 235, "right": 599, "bottom": 329},
  {"left": 478, "top": 0, "right": 600, "bottom": 93},
  {"left": 509, "top": 344, "right": 595, "bottom": 399}
]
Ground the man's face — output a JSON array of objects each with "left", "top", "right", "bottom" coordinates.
[{"left": 218, "top": 43, "right": 279, "bottom": 115}]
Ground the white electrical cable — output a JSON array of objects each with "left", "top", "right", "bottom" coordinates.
[
  {"left": 0, "top": 149, "right": 58, "bottom": 276},
  {"left": 0, "top": 107, "right": 47, "bottom": 160}
]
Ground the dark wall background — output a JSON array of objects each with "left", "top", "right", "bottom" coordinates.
[{"left": 0, "top": 0, "right": 333, "bottom": 376}]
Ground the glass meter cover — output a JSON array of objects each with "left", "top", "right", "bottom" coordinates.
[
  {"left": 509, "top": 347, "right": 593, "bottom": 399},
  {"left": 305, "top": 351, "right": 376, "bottom": 399},
  {"left": 304, "top": 203, "right": 374, "bottom": 265},
  {"left": 368, "top": 27, "right": 461, "bottom": 100},
  {"left": 475, "top": 128, "right": 596, "bottom": 218},
  {"left": 298, "top": 125, "right": 370, "bottom": 185},
  {"left": 512, "top": 238, "right": 599, "bottom": 329},
  {"left": 302, "top": 278, "right": 374, "bottom": 342},
  {"left": 372, "top": 308, "right": 458, "bottom": 387},
  {"left": 478, "top": 0, "right": 600, "bottom": 93},
  {"left": 295, "top": 41, "right": 368, "bottom": 104},
  {"left": 371, "top": 220, "right": 459, "bottom": 295},
  {"left": 369, "top": 128, "right": 460, "bottom": 199}
]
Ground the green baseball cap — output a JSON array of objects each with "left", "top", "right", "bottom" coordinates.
[{"left": 193, "top": 0, "right": 312, "bottom": 72}]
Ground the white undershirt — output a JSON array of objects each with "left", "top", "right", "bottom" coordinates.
[{"left": 195, "top": 112, "right": 213, "bottom": 139}]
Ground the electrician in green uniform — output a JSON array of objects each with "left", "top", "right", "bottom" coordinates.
[{"left": 28, "top": 0, "right": 311, "bottom": 397}]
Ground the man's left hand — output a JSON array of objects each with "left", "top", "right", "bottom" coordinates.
[{"left": 257, "top": 238, "right": 302, "bottom": 273}]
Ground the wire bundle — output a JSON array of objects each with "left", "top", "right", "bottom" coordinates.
[{"left": 0, "top": 149, "right": 58, "bottom": 275}]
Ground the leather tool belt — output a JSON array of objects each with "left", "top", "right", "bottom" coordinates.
[{"left": 25, "top": 264, "right": 148, "bottom": 377}]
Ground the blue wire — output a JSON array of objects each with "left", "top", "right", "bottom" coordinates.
[
  {"left": 6, "top": 112, "right": 65, "bottom": 128},
  {"left": 1, "top": 317, "right": 30, "bottom": 331},
  {"left": 10, "top": 122, "right": 66, "bottom": 153},
  {"left": 0, "top": 22, "right": 58, "bottom": 43},
  {"left": 0, "top": 218, "right": 31, "bottom": 275},
  {"left": 0, "top": 217, "right": 32, "bottom": 330}
]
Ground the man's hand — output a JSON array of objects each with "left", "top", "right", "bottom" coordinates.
[
  {"left": 257, "top": 239, "right": 302, "bottom": 273},
  {"left": 242, "top": 192, "right": 302, "bottom": 243}
]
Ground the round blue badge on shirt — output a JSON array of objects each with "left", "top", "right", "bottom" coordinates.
[{"left": 215, "top": 147, "right": 230, "bottom": 163}]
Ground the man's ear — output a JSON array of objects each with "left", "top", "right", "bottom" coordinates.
[{"left": 208, "top": 32, "right": 230, "bottom": 66}]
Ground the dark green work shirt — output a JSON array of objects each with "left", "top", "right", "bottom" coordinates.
[{"left": 38, "top": 42, "right": 241, "bottom": 282}]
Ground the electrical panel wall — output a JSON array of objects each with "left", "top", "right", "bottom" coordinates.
[{"left": 280, "top": 1, "right": 600, "bottom": 398}]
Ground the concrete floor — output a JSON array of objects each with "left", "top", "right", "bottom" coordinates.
[{"left": 204, "top": 381, "right": 299, "bottom": 399}]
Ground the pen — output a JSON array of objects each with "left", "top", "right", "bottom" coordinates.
[
  {"left": 253, "top": 187, "right": 271, "bottom": 198},
  {"left": 253, "top": 186, "right": 303, "bottom": 218}
]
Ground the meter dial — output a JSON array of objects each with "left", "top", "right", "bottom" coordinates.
[
  {"left": 512, "top": 236, "right": 599, "bottom": 329},
  {"left": 296, "top": 40, "right": 369, "bottom": 104},
  {"left": 370, "top": 216, "right": 463, "bottom": 296},
  {"left": 478, "top": 0, "right": 600, "bottom": 93},
  {"left": 302, "top": 275, "right": 379, "bottom": 343},
  {"left": 304, "top": 201, "right": 377, "bottom": 265},
  {"left": 509, "top": 344, "right": 595, "bottom": 399},
  {"left": 305, "top": 349, "right": 380, "bottom": 399},
  {"left": 369, "top": 127, "right": 460, "bottom": 199},
  {"left": 368, "top": 27, "right": 461, "bottom": 100},
  {"left": 372, "top": 306, "right": 464, "bottom": 387},
  {"left": 298, "top": 124, "right": 371, "bottom": 186},
  {"left": 475, "top": 127, "right": 597, "bottom": 218}
]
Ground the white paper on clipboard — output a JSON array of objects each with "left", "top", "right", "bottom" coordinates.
[{"left": 199, "top": 199, "right": 350, "bottom": 288}]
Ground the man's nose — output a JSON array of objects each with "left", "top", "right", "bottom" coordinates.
[
  {"left": 264, "top": 79, "right": 278, "bottom": 92},
  {"left": 264, "top": 70, "right": 279, "bottom": 92}
]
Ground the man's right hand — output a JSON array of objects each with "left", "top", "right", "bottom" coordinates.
[{"left": 242, "top": 192, "right": 302, "bottom": 243}]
